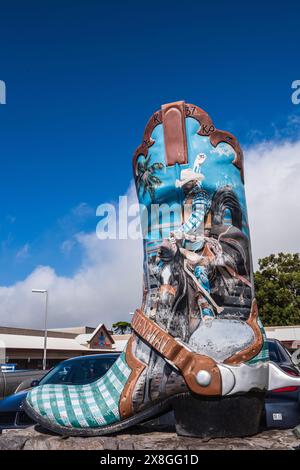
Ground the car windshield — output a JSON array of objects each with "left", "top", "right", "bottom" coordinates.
[
  {"left": 39, "top": 356, "right": 118, "bottom": 386},
  {"left": 267, "top": 341, "right": 291, "bottom": 363}
]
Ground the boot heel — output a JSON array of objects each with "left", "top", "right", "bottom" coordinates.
[{"left": 172, "top": 392, "right": 265, "bottom": 438}]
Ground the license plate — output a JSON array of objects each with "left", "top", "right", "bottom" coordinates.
[{"left": 273, "top": 413, "right": 283, "bottom": 421}]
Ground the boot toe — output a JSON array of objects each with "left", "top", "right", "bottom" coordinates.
[{"left": 25, "top": 353, "right": 131, "bottom": 431}]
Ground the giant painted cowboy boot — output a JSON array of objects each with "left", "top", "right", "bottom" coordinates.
[{"left": 24, "top": 101, "right": 300, "bottom": 437}]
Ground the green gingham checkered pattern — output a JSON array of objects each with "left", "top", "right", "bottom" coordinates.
[
  {"left": 26, "top": 352, "right": 131, "bottom": 428},
  {"left": 246, "top": 318, "right": 270, "bottom": 365}
]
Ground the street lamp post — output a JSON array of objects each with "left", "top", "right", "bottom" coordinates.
[{"left": 32, "top": 289, "right": 48, "bottom": 371}]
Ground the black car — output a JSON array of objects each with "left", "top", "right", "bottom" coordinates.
[
  {"left": 265, "top": 339, "right": 300, "bottom": 428},
  {"left": 0, "top": 353, "right": 119, "bottom": 430}
]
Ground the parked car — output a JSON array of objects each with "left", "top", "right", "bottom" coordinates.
[
  {"left": 0, "top": 353, "right": 119, "bottom": 430},
  {"left": 0, "top": 367, "right": 47, "bottom": 400},
  {"left": 265, "top": 339, "right": 300, "bottom": 429}
]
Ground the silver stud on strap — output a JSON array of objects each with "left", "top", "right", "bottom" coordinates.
[{"left": 196, "top": 370, "right": 212, "bottom": 387}]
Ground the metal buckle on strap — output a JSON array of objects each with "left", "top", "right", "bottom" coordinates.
[
  {"left": 131, "top": 309, "right": 222, "bottom": 396},
  {"left": 131, "top": 309, "right": 287, "bottom": 397}
]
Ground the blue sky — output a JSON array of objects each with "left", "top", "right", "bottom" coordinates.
[{"left": 0, "top": 0, "right": 300, "bottom": 327}]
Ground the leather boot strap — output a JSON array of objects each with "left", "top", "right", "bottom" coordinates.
[{"left": 131, "top": 309, "right": 222, "bottom": 396}]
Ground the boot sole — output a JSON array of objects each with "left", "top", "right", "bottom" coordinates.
[
  {"left": 23, "top": 391, "right": 264, "bottom": 438},
  {"left": 22, "top": 394, "right": 175, "bottom": 437}
]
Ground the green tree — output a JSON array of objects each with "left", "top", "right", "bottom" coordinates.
[
  {"left": 112, "top": 321, "right": 132, "bottom": 334},
  {"left": 254, "top": 253, "right": 300, "bottom": 326}
]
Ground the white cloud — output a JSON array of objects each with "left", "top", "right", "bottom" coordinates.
[
  {"left": 0, "top": 139, "right": 299, "bottom": 329},
  {"left": 245, "top": 139, "right": 300, "bottom": 268},
  {"left": 0, "top": 233, "right": 143, "bottom": 329},
  {"left": 0, "top": 184, "right": 143, "bottom": 329}
]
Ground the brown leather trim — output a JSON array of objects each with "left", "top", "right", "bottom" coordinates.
[
  {"left": 185, "top": 103, "right": 215, "bottom": 136},
  {"left": 159, "top": 284, "right": 177, "bottom": 296},
  {"left": 119, "top": 335, "right": 146, "bottom": 419},
  {"left": 132, "top": 309, "right": 222, "bottom": 396},
  {"left": 224, "top": 299, "right": 263, "bottom": 365},
  {"left": 132, "top": 101, "right": 244, "bottom": 183},
  {"left": 209, "top": 129, "right": 244, "bottom": 183},
  {"left": 132, "top": 110, "right": 162, "bottom": 175},
  {"left": 161, "top": 101, "right": 188, "bottom": 166}
]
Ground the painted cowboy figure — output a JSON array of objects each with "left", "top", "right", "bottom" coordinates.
[
  {"left": 171, "top": 153, "right": 216, "bottom": 323},
  {"left": 174, "top": 153, "right": 211, "bottom": 252}
]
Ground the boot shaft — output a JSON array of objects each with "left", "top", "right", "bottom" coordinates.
[{"left": 133, "top": 101, "right": 266, "bottom": 362}]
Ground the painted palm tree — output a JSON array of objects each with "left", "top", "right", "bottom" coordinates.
[{"left": 135, "top": 154, "right": 164, "bottom": 201}]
